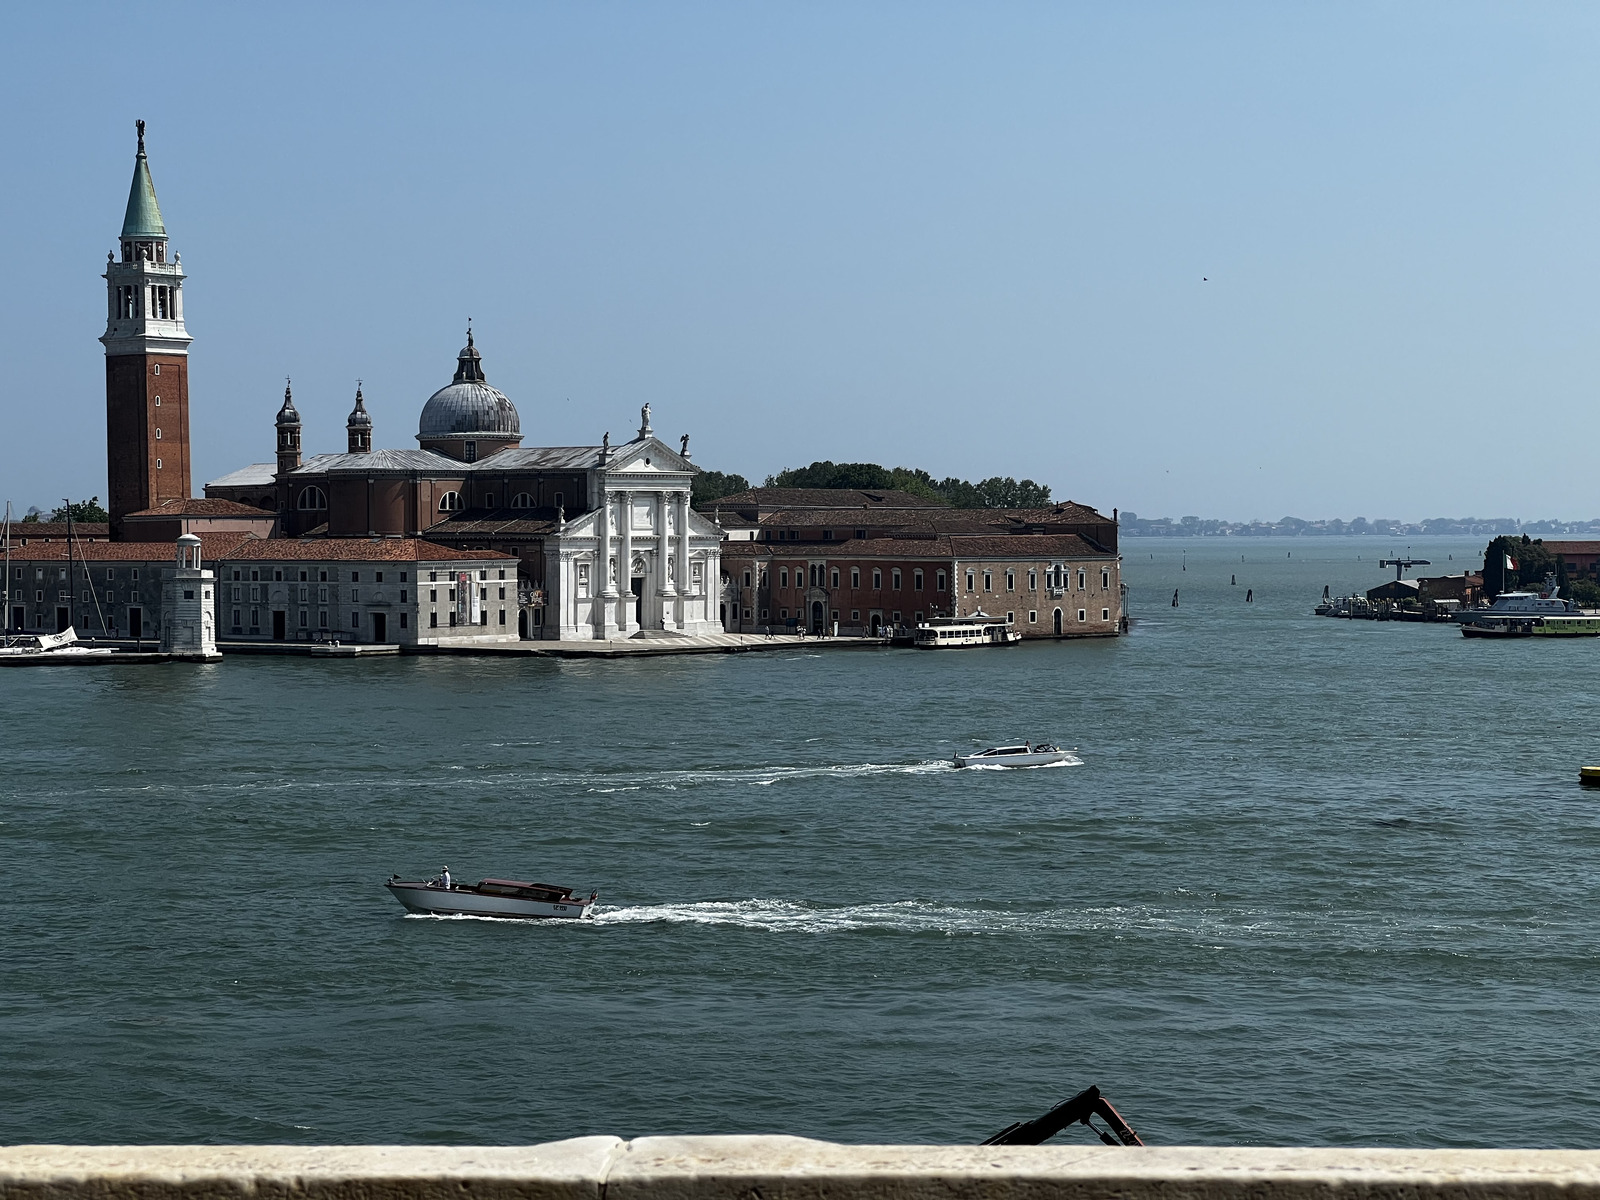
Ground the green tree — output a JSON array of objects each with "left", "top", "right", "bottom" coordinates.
[
  {"left": 1572, "top": 579, "right": 1600, "bottom": 608},
  {"left": 690, "top": 470, "right": 750, "bottom": 506},
  {"left": 1482, "top": 535, "right": 1555, "bottom": 596},
  {"left": 50, "top": 497, "right": 110, "bottom": 523},
  {"left": 763, "top": 461, "right": 1053, "bottom": 508}
]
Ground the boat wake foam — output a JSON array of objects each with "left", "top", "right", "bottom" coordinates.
[
  {"left": 591, "top": 897, "right": 1229, "bottom": 936},
  {"left": 582, "top": 760, "right": 954, "bottom": 792},
  {"left": 402, "top": 898, "right": 1294, "bottom": 941}
]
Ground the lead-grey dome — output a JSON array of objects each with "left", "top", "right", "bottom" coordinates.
[{"left": 417, "top": 330, "right": 521, "bottom": 440}]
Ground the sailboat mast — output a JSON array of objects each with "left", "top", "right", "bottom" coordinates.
[
  {"left": 3, "top": 501, "right": 10, "bottom": 646},
  {"left": 64, "top": 499, "right": 74, "bottom": 635}
]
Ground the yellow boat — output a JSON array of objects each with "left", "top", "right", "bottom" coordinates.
[{"left": 1581, "top": 767, "right": 1600, "bottom": 787}]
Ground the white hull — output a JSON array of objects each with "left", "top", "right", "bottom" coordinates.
[
  {"left": 955, "top": 749, "right": 1071, "bottom": 768},
  {"left": 386, "top": 882, "right": 594, "bottom": 920}
]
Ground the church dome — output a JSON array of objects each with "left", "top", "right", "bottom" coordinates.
[{"left": 417, "top": 330, "right": 520, "bottom": 440}]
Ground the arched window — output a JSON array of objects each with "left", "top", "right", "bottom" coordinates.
[
  {"left": 297, "top": 486, "right": 327, "bottom": 510},
  {"left": 511, "top": 493, "right": 534, "bottom": 509},
  {"left": 438, "top": 491, "right": 462, "bottom": 512}
]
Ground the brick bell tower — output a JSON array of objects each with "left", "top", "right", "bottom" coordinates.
[{"left": 102, "top": 120, "right": 192, "bottom": 540}]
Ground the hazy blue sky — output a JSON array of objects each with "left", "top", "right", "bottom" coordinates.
[{"left": 5, "top": 3, "right": 1600, "bottom": 521}]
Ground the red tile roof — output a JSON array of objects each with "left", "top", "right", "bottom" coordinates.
[
  {"left": 722, "top": 532, "right": 1107, "bottom": 561},
  {"left": 222, "top": 537, "right": 511, "bottom": 562},
  {"left": 1, "top": 533, "right": 255, "bottom": 562},
  {"left": 1545, "top": 542, "right": 1600, "bottom": 556},
  {"left": 2, "top": 523, "right": 110, "bottom": 542},
  {"left": 125, "top": 498, "right": 276, "bottom": 518}
]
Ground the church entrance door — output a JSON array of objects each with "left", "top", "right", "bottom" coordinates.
[
  {"left": 272, "top": 610, "right": 286, "bottom": 640},
  {"left": 631, "top": 577, "right": 644, "bottom": 628},
  {"left": 810, "top": 601, "right": 825, "bottom": 634},
  {"left": 371, "top": 612, "right": 387, "bottom": 643}
]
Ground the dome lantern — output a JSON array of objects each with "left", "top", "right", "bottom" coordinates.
[{"left": 416, "top": 328, "right": 521, "bottom": 463}]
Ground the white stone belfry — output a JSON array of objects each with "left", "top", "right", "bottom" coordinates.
[{"left": 161, "top": 534, "right": 220, "bottom": 660}]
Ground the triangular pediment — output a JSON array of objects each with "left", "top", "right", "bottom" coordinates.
[{"left": 605, "top": 435, "right": 696, "bottom": 476}]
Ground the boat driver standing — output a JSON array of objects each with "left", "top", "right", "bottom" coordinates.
[{"left": 440, "top": 866, "right": 452, "bottom": 890}]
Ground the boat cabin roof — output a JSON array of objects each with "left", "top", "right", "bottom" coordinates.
[{"left": 478, "top": 877, "right": 574, "bottom": 897}]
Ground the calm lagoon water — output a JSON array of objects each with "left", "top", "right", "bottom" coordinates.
[{"left": 5, "top": 535, "right": 1600, "bottom": 1147}]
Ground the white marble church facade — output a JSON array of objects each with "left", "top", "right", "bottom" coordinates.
[{"left": 543, "top": 414, "right": 724, "bottom": 640}]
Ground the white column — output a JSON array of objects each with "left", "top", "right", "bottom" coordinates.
[
  {"left": 677, "top": 490, "right": 693, "bottom": 632},
  {"left": 655, "top": 490, "right": 675, "bottom": 631},
  {"left": 618, "top": 490, "right": 634, "bottom": 634},
  {"left": 597, "top": 490, "right": 617, "bottom": 639}
]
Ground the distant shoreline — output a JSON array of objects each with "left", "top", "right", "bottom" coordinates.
[{"left": 1120, "top": 518, "right": 1598, "bottom": 538}]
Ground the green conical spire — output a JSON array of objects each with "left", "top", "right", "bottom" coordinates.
[{"left": 121, "top": 119, "right": 166, "bottom": 240}]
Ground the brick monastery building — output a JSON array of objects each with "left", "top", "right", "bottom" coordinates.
[
  {"left": 5, "top": 124, "right": 1121, "bottom": 646},
  {"left": 710, "top": 489, "right": 1123, "bottom": 638}
]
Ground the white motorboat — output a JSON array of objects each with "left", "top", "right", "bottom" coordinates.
[
  {"left": 954, "top": 742, "right": 1071, "bottom": 768},
  {"left": 386, "top": 874, "right": 597, "bottom": 920},
  {"left": 0, "top": 628, "right": 113, "bottom": 657}
]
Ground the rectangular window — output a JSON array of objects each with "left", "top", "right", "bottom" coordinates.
[
  {"left": 430, "top": 611, "right": 437, "bottom": 628},
  {"left": 319, "top": 570, "right": 328, "bottom": 583},
  {"left": 400, "top": 589, "right": 408, "bottom": 602},
  {"left": 250, "top": 607, "right": 259, "bottom": 628},
  {"left": 376, "top": 572, "right": 384, "bottom": 583},
  {"left": 1006, "top": 572, "right": 1015, "bottom": 591},
  {"left": 318, "top": 587, "right": 328, "bottom": 603},
  {"left": 499, "top": 608, "right": 506, "bottom": 625},
  {"left": 851, "top": 567, "right": 860, "bottom": 588},
  {"left": 400, "top": 613, "right": 408, "bottom": 629},
  {"left": 352, "top": 589, "right": 359, "bottom": 603},
  {"left": 1102, "top": 569, "right": 1110, "bottom": 589},
  {"left": 1102, "top": 608, "right": 1111, "bottom": 621},
  {"left": 1028, "top": 610, "right": 1037, "bottom": 623},
  {"left": 400, "top": 572, "right": 407, "bottom": 582},
  {"left": 319, "top": 610, "right": 328, "bottom": 628},
  {"left": 231, "top": 609, "right": 241, "bottom": 629},
  {"left": 1079, "top": 570, "right": 1086, "bottom": 590},
  {"left": 892, "top": 569, "right": 902, "bottom": 590},
  {"left": 914, "top": 569, "right": 923, "bottom": 591},
  {"left": 1079, "top": 609, "right": 1087, "bottom": 622},
  {"left": 743, "top": 570, "right": 752, "bottom": 589},
  {"left": 966, "top": 571, "right": 975, "bottom": 592},
  {"left": 892, "top": 610, "right": 902, "bottom": 623},
  {"left": 851, "top": 609, "right": 860, "bottom": 620},
  {"left": 299, "top": 609, "right": 308, "bottom": 627},
  {"left": 779, "top": 567, "right": 789, "bottom": 588},
  {"left": 937, "top": 570, "right": 946, "bottom": 592},
  {"left": 983, "top": 572, "right": 992, "bottom": 592},
  {"left": 872, "top": 569, "right": 881, "bottom": 589},
  {"left": 351, "top": 611, "right": 360, "bottom": 627},
  {"left": 1029, "top": 571, "right": 1037, "bottom": 590},
  {"left": 351, "top": 572, "right": 360, "bottom": 583},
  {"left": 761, "top": 608, "right": 770, "bottom": 620}
]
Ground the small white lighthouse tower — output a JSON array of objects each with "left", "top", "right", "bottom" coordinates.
[{"left": 161, "top": 533, "right": 220, "bottom": 660}]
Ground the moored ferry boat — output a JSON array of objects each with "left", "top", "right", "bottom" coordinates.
[
  {"left": 386, "top": 873, "right": 597, "bottom": 920},
  {"left": 1459, "top": 583, "right": 1587, "bottom": 638},
  {"left": 914, "top": 612, "right": 1021, "bottom": 648}
]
